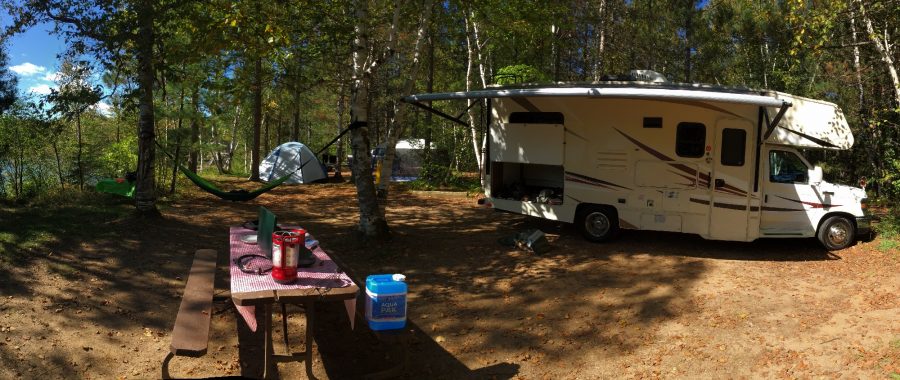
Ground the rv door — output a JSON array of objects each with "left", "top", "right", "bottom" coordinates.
[{"left": 708, "top": 119, "right": 756, "bottom": 241}]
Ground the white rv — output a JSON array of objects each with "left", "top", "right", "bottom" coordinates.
[{"left": 404, "top": 71, "right": 872, "bottom": 250}]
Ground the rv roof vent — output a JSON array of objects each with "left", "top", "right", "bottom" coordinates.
[{"left": 628, "top": 70, "right": 668, "bottom": 83}]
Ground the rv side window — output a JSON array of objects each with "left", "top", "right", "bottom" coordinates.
[
  {"left": 720, "top": 129, "right": 746, "bottom": 166},
  {"left": 769, "top": 150, "right": 808, "bottom": 184},
  {"left": 508, "top": 112, "right": 564, "bottom": 124},
  {"left": 643, "top": 117, "right": 662, "bottom": 128},
  {"left": 676, "top": 122, "right": 706, "bottom": 158}
]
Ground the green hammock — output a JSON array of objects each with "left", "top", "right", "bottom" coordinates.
[
  {"left": 156, "top": 120, "right": 363, "bottom": 202},
  {"left": 177, "top": 164, "right": 294, "bottom": 202},
  {"left": 96, "top": 179, "right": 136, "bottom": 198}
]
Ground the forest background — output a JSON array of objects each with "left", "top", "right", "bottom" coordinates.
[{"left": 0, "top": 0, "right": 898, "bottom": 239}]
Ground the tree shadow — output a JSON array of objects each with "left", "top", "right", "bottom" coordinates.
[{"left": 0, "top": 182, "right": 860, "bottom": 378}]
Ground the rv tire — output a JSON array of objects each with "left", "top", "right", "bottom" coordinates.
[
  {"left": 817, "top": 215, "right": 855, "bottom": 251},
  {"left": 577, "top": 205, "right": 619, "bottom": 243}
]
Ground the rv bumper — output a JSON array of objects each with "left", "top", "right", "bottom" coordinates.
[{"left": 856, "top": 216, "right": 873, "bottom": 240}]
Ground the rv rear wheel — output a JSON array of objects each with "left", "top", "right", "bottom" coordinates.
[
  {"left": 577, "top": 206, "right": 619, "bottom": 243},
  {"left": 817, "top": 215, "right": 855, "bottom": 251}
]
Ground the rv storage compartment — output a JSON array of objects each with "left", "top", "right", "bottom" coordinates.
[{"left": 491, "top": 162, "right": 564, "bottom": 204}]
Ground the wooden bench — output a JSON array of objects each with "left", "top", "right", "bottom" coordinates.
[{"left": 161, "top": 249, "right": 218, "bottom": 379}]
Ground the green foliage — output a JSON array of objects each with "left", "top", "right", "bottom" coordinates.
[
  {"left": 875, "top": 209, "right": 900, "bottom": 252},
  {"left": 407, "top": 162, "right": 481, "bottom": 192},
  {"left": 494, "top": 64, "right": 549, "bottom": 85},
  {"left": 98, "top": 135, "right": 138, "bottom": 177}
]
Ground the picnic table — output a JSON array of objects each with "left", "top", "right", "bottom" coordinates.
[{"left": 229, "top": 226, "right": 359, "bottom": 378}]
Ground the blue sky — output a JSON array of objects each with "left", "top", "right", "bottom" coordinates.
[
  {"left": 5, "top": 22, "right": 66, "bottom": 95},
  {"left": 4, "top": 20, "right": 111, "bottom": 113}
]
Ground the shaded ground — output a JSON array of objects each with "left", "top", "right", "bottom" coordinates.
[{"left": 0, "top": 179, "right": 898, "bottom": 379}]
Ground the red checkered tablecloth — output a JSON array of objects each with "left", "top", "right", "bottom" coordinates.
[{"left": 229, "top": 226, "right": 357, "bottom": 331}]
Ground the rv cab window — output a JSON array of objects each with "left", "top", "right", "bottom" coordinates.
[
  {"left": 769, "top": 150, "right": 809, "bottom": 184},
  {"left": 676, "top": 122, "right": 706, "bottom": 158}
]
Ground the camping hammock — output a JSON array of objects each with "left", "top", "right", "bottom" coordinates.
[
  {"left": 155, "top": 120, "right": 364, "bottom": 202},
  {"left": 156, "top": 142, "right": 300, "bottom": 202},
  {"left": 177, "top": 164, "right": 295, "bottom": 202}
]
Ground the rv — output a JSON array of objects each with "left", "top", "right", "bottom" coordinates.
[{"left": 404, "top": 71, "right": 871, "bottom": 250}]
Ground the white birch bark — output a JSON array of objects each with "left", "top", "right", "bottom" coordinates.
[
  {"left": 377, "top": 0, "right": 433, "bottom": 196},
  {"left": 347, "top": 0, "right": 401, "bottom": 238},
  {"left": 471, "top": 10, "right": 490, "bottom": 187},
  {"left": 857, "top": 0, "right": 900, "bottom": 107},
  {"left": 464, "top": 11, "right": 482, "bottom": 175},
  {"left": 592, "top": 0, "right": 607, "bottom": 81}
]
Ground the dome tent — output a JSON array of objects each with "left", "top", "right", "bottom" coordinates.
[{"left": 259, "top": 142, "right": 327, "bottom": 184}]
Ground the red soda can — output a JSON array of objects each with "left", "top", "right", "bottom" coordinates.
[{"left": 272, "top": 231, "right": 301, "bottom": 284}]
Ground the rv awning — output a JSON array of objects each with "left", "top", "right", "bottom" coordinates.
[
  {"left": 403, "top": 87, "right": 788, "bottom": 108},
  {"left": 764, "top": 92, "right": 853, "bottom": 150}
]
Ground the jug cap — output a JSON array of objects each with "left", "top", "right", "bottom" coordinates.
[{"left": 392, "top": 274, "right": 406, "bottom": 282}]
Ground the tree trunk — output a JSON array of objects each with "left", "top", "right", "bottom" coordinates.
[
  {"left": 169, "top": 142, "right": 180, "bottom": 194},
  {"left": 850, "top": 7, "right": 880, "bottom": 195},
  {"left": 335, "top": 79, "right": 347, "bottom": 180},
  {"left": 464, "top": 11, "right": 483, "bottom": 174},
  {"left": 76, "top": 112, "right": 83, "bottom": 191},
  {"left": 424, "top": 25, "right": 434, "bottom": 161},
  {"left": 249, "top": 55, "right": 263, "bottom": 181},
  {"left": 52, "top": 137, "right": 64, "bottom": 188},
  {"left": 134, "top": 2, "right": 159, "bottom": 216},
  {"left": 292, "top": 84, "right": 301, "bottom": 142},
  {"left": 377, "top": 0, "right": 433, "bottom": 197},
  {"left": 263, "top": 113, "right": 270, "bottom": 157},
  {"left": 348, "top": 0, "right": 392, "bottom": 239},
  {"left": 471, "top": 10, "right": 489, "bottom": 185},
  {"left": 188, "top": 88, "right": 200, "bottom": 173},
  {"left": 857, "top": 0, "right": 900, "bottom": 107}
]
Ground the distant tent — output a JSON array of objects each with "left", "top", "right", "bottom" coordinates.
[
  {"left": 373, "top": 139, "right": 432, "bottom": 181},
  {"left": 260, "top": 142, "right": 327, "bottom": 184}
]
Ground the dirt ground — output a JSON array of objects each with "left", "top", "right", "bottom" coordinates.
[{"left": 1, "top": 179, "right": 898, "bottom": 379}]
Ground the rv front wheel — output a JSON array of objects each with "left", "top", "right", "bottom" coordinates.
[
  {"left": 817, "top": 216, "right": 855, "bottom": 251},
  {"left": 577, "top": 206, "right": 619, "bottom": 243}
]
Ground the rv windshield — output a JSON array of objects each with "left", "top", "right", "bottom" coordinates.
[{"left": 769, "top": 150, "right": 809, "bottom": 184}]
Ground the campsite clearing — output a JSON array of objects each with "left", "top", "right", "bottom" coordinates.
[{"left": 0, "top": 179, "right": 898, "bottom": 379}]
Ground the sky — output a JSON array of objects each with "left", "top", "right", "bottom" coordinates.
[{"left": 4, "top": 20, "right": 112, "bottom": 114}]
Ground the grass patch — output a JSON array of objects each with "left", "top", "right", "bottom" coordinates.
[
  {"left": 874, "top": 209, "right": 900, "bottom": 253},
  {"left": 48, "top": 261, "right": 79, "bottom": 278}
]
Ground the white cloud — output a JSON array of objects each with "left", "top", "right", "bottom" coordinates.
[
  {"left": 28, "top": 84, "right": 54, "bottom": 95},
  {"left": 92, "top": 101, "right": 113, "bottom": 116},
  {"left": 42, "top": 71, "right": 60, "bottom": 82},
  {"left": 10, "top": 62, "right": 47, "bottom": 76}
]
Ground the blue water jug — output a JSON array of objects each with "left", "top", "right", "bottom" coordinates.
[{"left": 365, "top": 274, "right": 407, "bottom": 330}]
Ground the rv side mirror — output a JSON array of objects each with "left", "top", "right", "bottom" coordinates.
[{"left": 808, "top": 166, "right": 823, "bottom": 185}]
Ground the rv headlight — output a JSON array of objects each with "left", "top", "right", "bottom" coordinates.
[{"left": 860, "top": 197, "right": 870, "bottom": 216}]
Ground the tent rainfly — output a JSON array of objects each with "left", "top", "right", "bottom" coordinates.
[{"left": 259, "top": 142, "right": 327, "bottom": 184}]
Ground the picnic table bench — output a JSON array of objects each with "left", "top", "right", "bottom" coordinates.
[
  {"left": 160, "top": 225, "right": 409, "bottom": 379},
  {"left": 161, "top": 249, "right": 218, "bottom": 378}
]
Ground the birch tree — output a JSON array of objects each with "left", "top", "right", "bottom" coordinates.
[
  {"left": 856, "top": 0, "right": 900, "bottom": 107},
  {"left": 347, "top": 0, "right": 401, "bottom": 239},
  {"left": 376, "top": 0, "right": 433, "bottom": 198}
]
